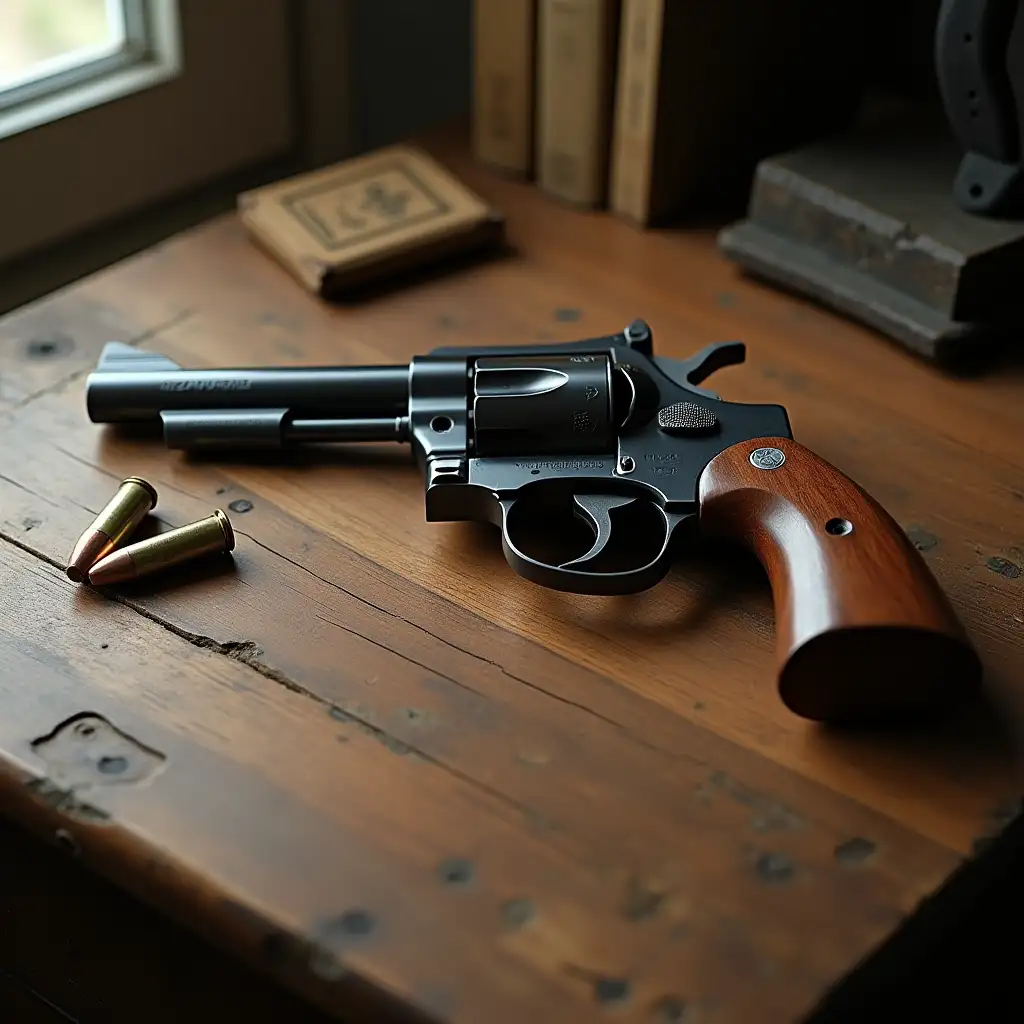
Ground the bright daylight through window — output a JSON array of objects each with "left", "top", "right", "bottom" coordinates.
[{"left": 0, "top": 0, "right": 130, "bottom": 107}]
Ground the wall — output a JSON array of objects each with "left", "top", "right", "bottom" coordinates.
[{"left": 352, "top": 0, "right": 472, "bottom": 150}]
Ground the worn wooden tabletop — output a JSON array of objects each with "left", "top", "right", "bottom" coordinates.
[{"left": 1, "top": 136, "right": 1022, "bottom": 1024}]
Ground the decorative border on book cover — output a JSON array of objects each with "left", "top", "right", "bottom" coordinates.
[{"left": 281, "top": 163, "right": 454, "bottom": 252}]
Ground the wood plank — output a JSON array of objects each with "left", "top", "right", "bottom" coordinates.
[
  {"left": 1, "top": 387, "right": 1020, "bottom": 857},
  {"left": 0, "top": 485, "right": 974, "bottom": 1024},
  {"left": 0, "top": 475, "right": 963, "bottom": 1023},
  {"left": 0, "top": 226, "right": 1019, "bottom": 855},
  {"left": 0, "top": 130, "right": 1021, "bottom": 1023}
]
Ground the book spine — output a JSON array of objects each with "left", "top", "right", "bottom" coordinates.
[
  {"left": 536, "top": 0, "right": 621, "bottom": 207},
  {"left": 473, "top": 0, "right": 537, "bottom": 175},
  {"left": 609, "top": 0, "right": 664, "bottom": 224}
]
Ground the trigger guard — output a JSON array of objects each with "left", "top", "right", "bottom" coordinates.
[{"left": 498, "top": 499, "right": 682, "bottom": 595}]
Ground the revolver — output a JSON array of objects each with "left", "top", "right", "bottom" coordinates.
[{"left": 86, "top": 320, "right": 981, "bottom": 723}]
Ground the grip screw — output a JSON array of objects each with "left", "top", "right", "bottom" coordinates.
[{"left": 825, "top": 518, "right": 854, "bottom": 536}]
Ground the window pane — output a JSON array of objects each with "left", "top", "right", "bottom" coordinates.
[{"left": 0, "top": 0, "right": 126, "bottom": 91}]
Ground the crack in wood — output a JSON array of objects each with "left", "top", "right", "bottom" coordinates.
[
  {"left": 50, "top": 443, "right": 122, "bottom": 482},
  {"left": 6, "top": 445, "right": 634, "bottom": 743},
  {"left": 0, "top": 528, "right": 66, "bottom": 571},
  {"left": 43, "top": 443, "right": 224, "bottom": 516},
  {"left": 0, "top": 530, "right": 545, "bottom": 825},
  {"left": 0, "top": 472, "right": 63, "bottom": 509},
  {"left": 171, "top": 626, "right": 539, "bottom": 820},
  {"left": 326, "top": 701, "right": 538, "bottom": 821},
  {"left": 315, "top": 613, "right": 486, "bottom": 701},
  {"left": 4, "top": 442, "right": 644, "bottom": 746},
  {"left": 246, "top": 533, "right": 640, "bottom": 739}
]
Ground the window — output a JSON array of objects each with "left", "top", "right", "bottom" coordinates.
[
  {"left": 0, "top": 0, "right": 179, "bottom": 142},
  {"left": 0, "top": 0, "right": 297, "bottom": 265},
  {"left": 2, "top": 0, "right": 130, "bottom": 98}
]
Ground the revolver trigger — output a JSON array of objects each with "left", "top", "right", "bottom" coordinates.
[{"left": 560, "top": 494, "right": 636, "bottom": 569}]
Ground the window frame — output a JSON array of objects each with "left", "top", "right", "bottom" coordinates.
[{"left": 0, "top": 0, "right": 180, "bottom": 141}]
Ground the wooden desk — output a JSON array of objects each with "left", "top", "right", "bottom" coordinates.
[{"left": 1, "top": 137, "right": 1022, "bottom": 1024}]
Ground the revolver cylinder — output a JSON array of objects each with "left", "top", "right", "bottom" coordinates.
[{"left": 472, "top": 355, "right": 613, "bottom": 456}]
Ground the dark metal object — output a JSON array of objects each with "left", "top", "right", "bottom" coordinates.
[
  {"left": 473, "top": 355, "right": 613, "bottom": 456},
  {"left": 87, "top": 343, "right": 408, "bottom": 422},
  {"left": 85, "top": 323, "right": 791, "bottom": 595},
  {"left": 718, "top": 109, "right": 1024, "bottom": 364},
  {"left": 935, "top": 0, "right": 1024, "bottom": 216}
]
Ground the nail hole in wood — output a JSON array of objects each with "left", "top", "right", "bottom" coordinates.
[
  {"left": 25, "top": 335, "right": 72, "bottom": 358},
  {"left": 756, "top": 852, "right": 794, "bottom": 883},
  {"left": 502, "top": 898, "right": 535, "bottom": 928},
  {"left": 439, "top": 858, "right": 474, "bottom": 886},
  {"left": 97, "top": 755, "right": 128, "bottom": 775},
  {"left": 594, "top": 978, "right": 630, "bottom": 1005},
  {"left": 651, "top": 996, "right": 688, "bottom": 1022},
  {"left": 835, "top": 836, "right": 877, "bottom": 865},
  {"left": 338, "top": 909, "right": 375, "bottom": 937}
]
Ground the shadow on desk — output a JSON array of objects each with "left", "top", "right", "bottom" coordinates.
[
  {"left": 812, "top": 810, "right": 1024, "bottom": 1021},
  {"left": 2, "top": 807, "right": 1023, "bottom": 1023},
  {"left": 0, "top": 818, "right": 346, "bottom": 1024}
]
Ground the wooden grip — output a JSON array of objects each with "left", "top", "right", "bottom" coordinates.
[{"left": 698, "top": 437, "right": 981, "bottom": 723}]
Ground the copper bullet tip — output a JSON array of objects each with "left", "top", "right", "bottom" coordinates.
[
  {"left": 88, "top": 549, "right": 135, "bottom": 587},
  {"left": 66, "top": 530, "right": 113, "bottom": 583},
  {"left": 65, "top": 476, "right": 158, "bottom": 583}
]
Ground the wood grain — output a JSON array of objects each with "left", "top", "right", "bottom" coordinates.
[
  {"left": 699, "top": 437, "right": 982, "bottom": 722},
  {"left": 0, "top": 539, "right": 956, "bottom": 1024},
  {"left": 0, "top": 128, "right": 1021, "bottom": 1023}
]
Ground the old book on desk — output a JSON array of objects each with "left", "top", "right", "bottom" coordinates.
[
  {"left": 610, "top": 1, "right": 865, "bottom": 226},
  {"left": 536, "top": 0, "right": 621, "bottom": 207},
  {"left": 238, "top": 146, "right": 504, "bottom": 299},
  {"left": 473, "top": 0, "right": 537, "bottom": 175}
]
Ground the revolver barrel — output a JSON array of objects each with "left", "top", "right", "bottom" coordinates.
[
  {"left": 86, "top": 364, "right": 410, "bottom": 422},
  {"left": 85, "top": 342, "right": 412, "bottom": 449}
]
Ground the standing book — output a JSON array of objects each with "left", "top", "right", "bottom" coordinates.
[
  {"left": 608, "top": 0, "right": 671, "bottom": 225},
  {"left": 473, "top": 0, "right": 538, "bottom": 176},
  {"left": 610, "top": 1, "right": 863, "bottom": 226},
  {"left": 536, "top": 0, "right": 621, "bottom": 207}
]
